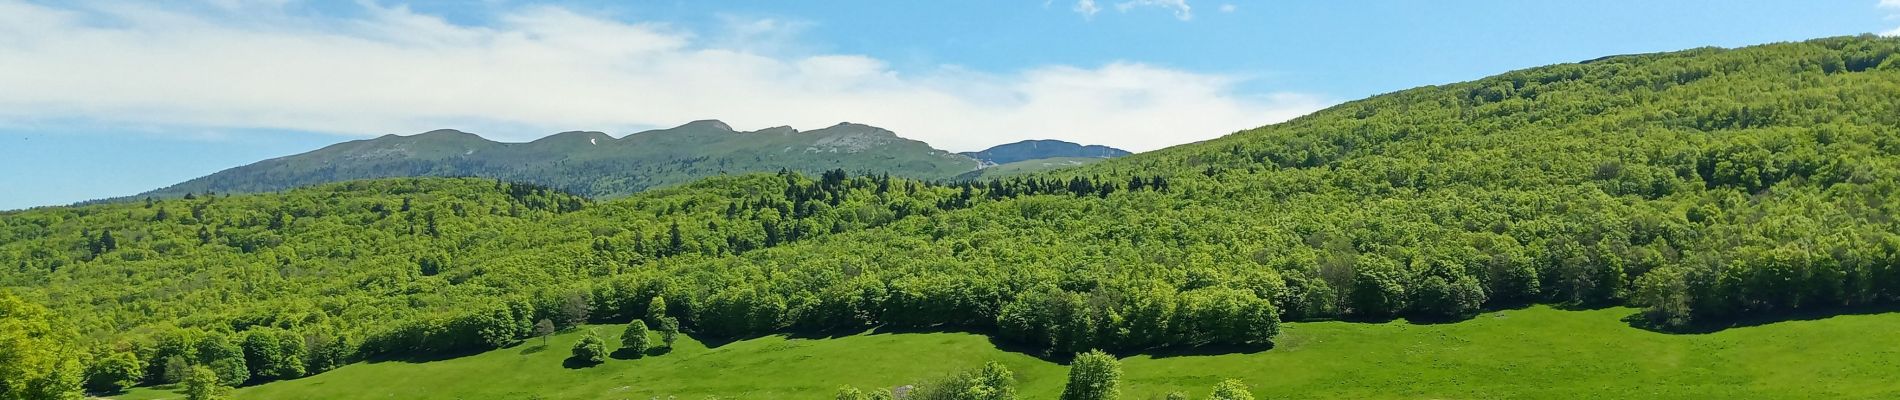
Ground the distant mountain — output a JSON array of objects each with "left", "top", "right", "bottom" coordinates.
[
  {"left": 140, "top": 120, "right": 983, "bottom": 198},
  {"left": 959, "top": 140, "right": 1131, "bottom": 166}
]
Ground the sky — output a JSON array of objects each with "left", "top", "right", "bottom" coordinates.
[{"left": 1, "top": 1, "right": 1896, "bottom": 210}]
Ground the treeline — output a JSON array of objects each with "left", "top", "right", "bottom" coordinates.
[{"left": 4, "top": 170, "right": 1205, "bottom": 396}]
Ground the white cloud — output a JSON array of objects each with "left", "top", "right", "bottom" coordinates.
[
  {"left": 1885, "top": 0, "right": 1900, "bottom": 36},
  {"left": 1073, "top": 0, "right": 1102, "bottom": 19},
  {"left": 1117, "top": 0, "right": 1193, "bottom": 21},
  {"left": 0, "top": 1, "right": 1326, "bottom": 152},
  {"left": 1219, "top": 4, "right": 1237, "bottom": 13}
]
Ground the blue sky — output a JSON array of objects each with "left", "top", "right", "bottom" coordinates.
[{"left": 1, "top": 0, "right": 1896, "bottom": 210}]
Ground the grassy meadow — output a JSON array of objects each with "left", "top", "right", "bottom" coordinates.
[{"left": 111, "top": 306, "right": 1900, "bottom": 399}]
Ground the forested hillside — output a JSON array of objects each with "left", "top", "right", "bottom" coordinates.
[
  {"left": 1055, "top": 35, "right": 1900, "bottom": 327},
  {"left": 5, "top": 36, "right": 1900, "bottom": 398}
]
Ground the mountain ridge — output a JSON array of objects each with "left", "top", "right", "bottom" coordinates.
[
  {"left": 960, "top": 139, "right": 1132, "bottom": 166},
  {"left": 135, "top": 120, "right": 1132, "bottom": 200}
]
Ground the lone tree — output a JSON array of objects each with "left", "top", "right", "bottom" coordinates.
[
  {"left": 571, "top": 330, "right": 607, "bottom": 364},
  {"left": 620, "top": 320, "right": 651, "bottom": 357},
  {"left": 534, "top": 319, "right": 556, "bottom": 345},
  {"left": 1060, "top": 350, "right": 1121, "bottom": 400},
  {"left": 1206, "top": 379, "right": 1254, "bottom": 400},
  {"left": 657, "top": 316, "right": 680, "bottom": 348}
]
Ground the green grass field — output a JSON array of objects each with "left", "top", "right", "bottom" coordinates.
[{"left": 112, "top": 306, "right": 1900, "bottom": 399}]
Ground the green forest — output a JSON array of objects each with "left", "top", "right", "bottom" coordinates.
[{"left": 4, "top": 36, "right": 1900, "bottom": 399}]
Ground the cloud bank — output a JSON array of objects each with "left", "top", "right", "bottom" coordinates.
[
  {"left": 0, "top": 1, "right": 1326, "bottom": 152},
  {"left": 1116, "top": 0, "right": 1193, "bottom": 21},
  {"left": 1071, "top": 0, "right": 1195, "bottom": 21},
  {"left": 1884, "top": 0, "right": 1900, "bottom": 36}
]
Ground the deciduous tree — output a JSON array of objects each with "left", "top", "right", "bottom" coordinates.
[{"left": 1060, "top": 350, "right": 1121, "bottom": 400}]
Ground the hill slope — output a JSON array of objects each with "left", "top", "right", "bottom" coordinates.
[
  {"left": 1050, "top": 35, "right": 1900, "bottom": 325},
  {"left": 7, "top": 36, "right": 1900, "bottom": 398},
  {"left": 138, "top": 121, "right": 984, "bottom": 199}
]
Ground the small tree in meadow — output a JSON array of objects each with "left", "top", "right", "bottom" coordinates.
[
  {"left": 571, "top": 330, "right": 606, "bottom": 364},
  {"left": 620, "top": 320, "right": 651, "bottom": 357},
  {"left": 657, "top": 316, "right": 681, "bottom": 348},
  {"left": 1206, "top": 379, "right": 1254, "bottom": 400},
  {"left": 184, "top": 366, "right": 228, "bottom": 400},
  {"left": 534, "top": 319, "right": 556, "bottom": 345},
  {"left": 1060, "top": 350, "right": 1121, "bottom": 400}
]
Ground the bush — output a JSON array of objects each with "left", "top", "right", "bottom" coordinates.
[
  {"left": 1207, "top": 378, "right": 1254, "bottom": 400},
  {"left": 571, "top": 330, "right": 607, "bottom": 364}
]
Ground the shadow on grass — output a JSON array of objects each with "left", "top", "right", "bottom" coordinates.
[
  {"left": 609, "top": 348, "right": 646, "bottom": 360},
  {"left": 693, "top": 325, "right": 881, "bottom": 349},
  {"left": 84, "top": 387, "right": 139, "bottom": 398},
  {"left": 981, "top": 334, "right": 1067, "bottom": 363},
  {"left": 1319, "top": 302, "right": 1545, "bottom": 326},
  {"left": 1144, "top": 342, "right": 1275, "bottom": 359},
  {"left": 368, "top": 339, "right": 560, "bottom": 364},
  {"left": 1624, "top": 303, "right": 1900, "bottom": 334},
  {"left": 562, "top": 356, "right": 603, "bottom": 369},
  {"left": 784, "top": 326, "right": 876, "bottom": 341},
  {"left": 690, "top": 333, "right": 741, "bottom": 349},
  {"left": 604, "top": 346, "right": 674, "bottom": 360},
  {"left": 363, "top": 346, "right": 493, "bottom": 364}
]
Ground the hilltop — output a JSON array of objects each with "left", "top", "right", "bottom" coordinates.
[
  {"left": 136, "top": 121, "right": 977, "bottom": 199},
  {"left": 959, "top": 139, "right": 1132, "bottom": 166},
  {"left": 134, "top": 121, "right": 1133, "bottom": 200}
]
